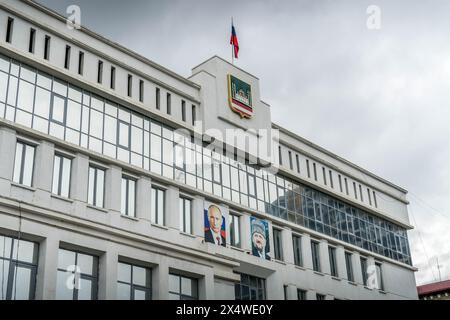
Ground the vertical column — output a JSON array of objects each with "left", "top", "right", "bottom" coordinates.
[
  {"left": 286, "top": 285, "right": 297, "bottom": 300},
  {"left": 319, "top": 240, "right": 330, "bottom": 274},
  {"left": 266, "top": 271, "right": 283, "bottom": 300},
  {"left": 33, "top": 140, "right": 54, "bottom": 192},
  {"left": 35, "top": 233, "right": 60, "bottom": 300},
  {"left": 70, "top": 153, "right": 89, "bottom": 202},
  {"left": 192, "top": 196, "right": 205, "bottom": 237},
  {"left": 153, "top": 258, "right": 169, "bottom": 299},
  {"left": 306, "top": 289, "right": 317, "bottom": 300},
  {"left": 199, "top": 269, "right": 215, "bottom": 300},
  {"left": 352, "top": 251, "right": 363, "bottom": 284},
  {"left": 165, "top": 186, "right": 180, "bottom": 229},
  {"left": 336, "top": 245, "right": 347, "bottom": 279},
  {"left": 105, "top": 164, "right": 122, "bottom": 212},
  {"left": 136, "top": 175, "right": 152, "bottom": 221},
  {"left": 0, "top": 127, "right": 16, "bottom": 180},
  {"left": 267, "top": 221, "right": 275, "bottom": 260},
  {"left": 281, "top": 227, "right": 294, "bottom": 264},
  {"left": 98, "top": 246, "right": 119, "bottom": 300},
  {"left": 240, "top": 213, "right": 251, "bottom": 252},
  {"left": 301, "top": 233, "right": 313, "bottom": 270}
]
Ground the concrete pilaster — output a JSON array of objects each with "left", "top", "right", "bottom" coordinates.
[
  {"left": 301, "top": 233, "right": 313, "bottom": 270},
  {"left": 281, "top": 227, "right": 294, "bottom": 264},
  {"left": 0, "top": 127, "right": 16, "bottom": 180},
  {"left": 70, "top": 153, "right": 89, "bottom": 202},
  {"left": 35, "top": 233, "right": 60, "bottom": 300},
  {"left": 165, "top": 186, "right": 180, "bottom": 229},
  {"left": 98, "top": 246, "right": 119, "bottom": 300},
  {"left": 105, "top": 164, "right": 121, "bottom": 212},
  {"left": 34, "top": 140, "right": 54, "bottom": 191},
  {"left": 136, "top": 175, "right": 151, "bottom": 221},
  {"left": 319, "top": 240, "right": 330, "bottom": 275},
  {"left": 336, "top": 245, "right": 347, "bottom": 279}
]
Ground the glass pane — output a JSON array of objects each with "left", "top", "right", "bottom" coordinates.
[
  {"left": 52, "top": 155, "right": 61, "bottom": 194},
  {"left": 119, "top": 122, "right": 130, "bottom": 148},
  {"left": 11, "top": 266, "right": 32, "bottom": 300},
  {"left": 169, "top": 274, "right": 179, "bottom": 293},
  {"left": 34, "top": 87, "right": 51, "bottom": 118},
  {"left": 66, "top": 100, "right": 81, "bottom": 130},
  {"left": 151, "top": 188, "right": 156, "bottom": 223},
  {"left": 133, "top": 288, "right": 147, "bottom": 300},
  {"left": 118, "top": 263, "right": 131, "bottom": 283},
  {"left": 88, "top": 167, "right": 95, "bottom": 205},
  {"left": 132, "top": 266, "right": 147, "bottom": 287},
  {"left": 58, "top": 249, "right": 76, "bottom": 270},
  {"left": 117, "top": 282, "right": 130, "bottom": 300},
  {"left": 78, "top": 278, "right": 93, "bottom": 300},
  {"left": 56, "top": 270, "right": 74, "bottom": 300},
  {"left": 121, "top": 178, "right": 127, "bottom": 215},
  {"left": 52, "top": 95, "right": 66, "bottom": 123},
  {"left": 96, "top": 169, "right": 104, "bottom": 208},
  {"left": 61, "top": 157, "right": 71, "bottom": 197},
  {"left": 17, "top": 80, "right": 34, "bottom": 112},
  {"left": 151, "top": 134, "right": 161, "bottom": 161},
  {"left": 12, "top": 239, "right": 36, "bottom": 264},
  {"left": 157, "top": 190, "right": 164, "bottom": 225},
  {"left": 22, "top": 145, "right": 35, "bottom": 187},
  {"left": 0, "top": 260, "right": 10, "bottom": 300},
  {"left": 181, "top": 277, "right": 192, "bottom": 296},
  {"left": 13, "top": 143, "right": 23, "bottom": 184},
  {"left": 104, "top": 115, "right": 117, "bottom": 144},
  {"left": 185, "top": 200, "right": 191, "bottom": 234},
  {"left": 0, "top": 72, "right": 8, "bottom": 103},
  {"left": 77, "top": 253, "right": 94, "bottom": 276},
  {"left": 0, "top": 236, "right": 12, "bottom": 258},
  {"left": 89, "top": 110, "right": 103, "bottom": 139},
  {"left": 128, "top": 180, "right": 135, "bottom": 217}
]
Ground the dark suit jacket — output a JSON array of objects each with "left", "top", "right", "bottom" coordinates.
[
  {"left": 252, "top": 246, "right": 271, "bottom": 260},
  {"left": 205, "top": 229, "right": 226, "bottom": 246}
]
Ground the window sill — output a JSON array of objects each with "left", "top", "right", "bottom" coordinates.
[
  {"left": 348, "top": 281, "right": 357, "bottom": 286},
  {"left": 51, "top": 194, "right": 74, "bottom": 203},
  {"left": 230, "top": 246, "right": 246, "bottom": 253},
  {"left": 151, "top": 223, "right": 169, "bottom": 231},
  {"left": 314, "top": 271, "right": 325, "bottom": 276},
  {"left": 331, "top": 276, "right": 341, "bottom": 281},
  {"left": 120, "top": 214, "right": 139, "bottom": 222},
  {"left": 180, "top": 231, "right": 196, "bottom": 239},
  {"left": 86, "top": 204, "right": 108, "bottom": 213},
  {"left": 274, "top": 259, "right": 286, "bottom": 266},
  {"left": 11, "top": 182, "right": 36, "bottom": 192},
  {"left": 294, "top": 265, "right": 306, "bottom": 271},
  {"left": 364, "top": 286, "right": 373, "bottom": 291}
]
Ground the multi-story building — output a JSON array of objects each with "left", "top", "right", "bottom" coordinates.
[
  {"left": 0, "top": 0, "right": 417, "bottom": 300},
  {"left": 418, "top": 280, "right": 450, "bottom": 300}
]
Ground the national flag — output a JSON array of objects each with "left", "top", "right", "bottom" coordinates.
[{"left": 230, "top": 23, "right": 239, "bottom": 59}]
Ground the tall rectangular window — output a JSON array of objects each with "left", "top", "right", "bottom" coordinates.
[
  {"left": 169, "top": 274, "right": 198, "bottom": 300},
  {"left": 64, "top": 45, "right": 71, "bottom": 69},
  {"left": 6, "top": 17, "right": 14, "bottom": 43},
  {"left": 375, "top": 262, "right": 384, "bottom": 291},
  {"left": 322, "top": 167, "right": 327, "bottom": 185},
  {"left": 367, "top": 188, "right": 372, "bottom": 206},
  {"left": 13, "top": 142, "right": 35, "bottom": 187},
  {"left": 179, "top": 197, "right": 192, "bottom": 234},
  {"left": 97, "top": 61, "right": 103, "bottom": 84},
  {"left": 353, "top": 182, "right": 358, "bottom": 199},
  {"left": 295, "top": 154, "right": 300, "bottom": 173},
  {"left": 56, "top": 249, "right": 98, "bottom": 300},
  {"left": 44, "top": 35, "right": 51, "bottom": 60},
  {"left": 329, "top": 170, "right": 334, "bottom": 189},
  {"left": 28, "top": 28, "right": 36, "bottom": 53},
  {"left": 50, "top": 93, "right": 67, "bottom": 125},
  {"left": 117, "top": 262, "right": 152, "bottom": 300},
  {"left": 110, "top": 66, "right": 116, "bottom": 89},
  {"left": 345, "top": 252, "right": 354, "bottom": 282},
  {"left": 88, "top": 166, "right": 105, "bottom": 208},
  {"left": 118, "top": 121, "right": 130, "bottom": 149},
  {"left": 139, "top": 80, "right": 144, "bottom": 103},
  {"left": 338, "top": 174, "right": 343, "bottom": 192},
  {"left": 313, "top": 163, "right": 317, "bottom": 181},
  {"left": 127, "top": 74, "right": 132, "bottom": 97},
  {"left": 121, "top": 176, "right": 136, "bottom": 217},
  {"left": 360, "top": 257, "right": 368, "bottom": 286},
  {"left": 0, "top": 235, "right": 39, "bottom": 300},
  {"left": 235, "top": 274, "right": 266, "bottom": 300},
  {"left": 297, "top": 289, "right": 307, "bottom": 300},
  {"left": 278, "top": 146, "right": 282, "bottom": 166},
  {"left": 181, "top": 100, "right": 186, "bottom": 122},
  {"left": 191, "top": 105, "right": 196, "bottom": 125},
  {"left": 166, "top": 93, "right": 171, "bottom": 115},
  {"left": 344, "top": 178, "right": 349, "bottom": 195},
  {"left": 328, "top": 247, "right": 338, "bottom": 277},
  {"left": 52, "top": 154, "right": 72, "bottom": 198},
  {"left": 273, "top": 228, "right": 283, "bottom": 261},
  {"left": 230, "top": 214, "right": 240, "bottom": 248},
  {"left": 288, "top": 151, "right": 293, "bottom": 170},
  {"left": 151, "top": 187, "right": 165, "bottom": 225},
  {"left": 359, "top": 184, "right": 364, "bottom": 202},
  {"left": 155, "top": 88, "right": 160, "bottom": 110},
  {"left": 373, "top": 191, "right": 378, "bottom": 208},
  {"left": 78, "top": 51, "right": 84, "bottom": 75},
  {"left": 292, "top": 235, "right": 303, "bottom": 267},
  {"left": 306, "top": 159, "right": 311, "bottom": 178},
  {"left": 316, "top": 293, "right": 326, "bottom": 300},
  {"left": 311, "top": 241, "right": 321, "bottom": 272}
]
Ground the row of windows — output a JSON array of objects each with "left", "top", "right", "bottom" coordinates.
[
  {"left": 0, "top": 54, "right": 411, "bottom": 265},
  {"left": 3, "top": 16, "right": 198, "bottom": 126},
  {"left": 279, "top": 146, "right": 378, "bottom": 208}
]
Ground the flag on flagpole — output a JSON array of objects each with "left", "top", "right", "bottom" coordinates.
[{"left": 230, "top": 22, "right": 239, "bottom": 59}]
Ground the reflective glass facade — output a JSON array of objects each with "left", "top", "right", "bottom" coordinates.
[{"left": 0, "top": 54, "right": 411, "bottom": 265}]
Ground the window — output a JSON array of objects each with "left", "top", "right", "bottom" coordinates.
[
  {"left": 52, "top": 154, "right": 72, "bottom": 198},
  {"left": 288, "top": 151, "right": 293, "bottom": 170},
  {"left": 230, "top": 214, "right": 241, "bottom": 248},
  {"left": 110, "top": 66, "right": 116, "bottom": 89},
  {"left": 278, "top": 146, "right": 282, "bottom": 166},
  {"left": 151, "top": 187, "right": 165, "bottom": 225},
  {"left": 338, "top": 174, "right": 343, "bottom": 192},
  {"left": 328, "top": 247, "right": 338, "bottom": 277},
  {"left": 127, "top": 74, "right": 132, "bottom": 97},
  {"left": 373, "top": 191, "right": 378, "bottom": 208},
  {"left": 295, "top": 154, "right": 300, "bottom": 173},
  {"left": 329, "top": 171, "right": 334, "bottom": 189},
  {"left": 344, "top": 178, "right": 349, "bottom": 195},
  {"left": 235, "top": 274, "right": 266, "bottom": 300},
  {"left": 139, "top": 80, "right": 144, "bottom": 103},
  {"left": 292, "top": 235, "right": 303, "bottom": 267},
  {"left": 360, "top": 257, "right": 368, "bottom": 286},
  {"left": 78, "top": 51, "right": 84, "bottom": 75},
  {"left": 353, "top": 182, "right": 358, "bottom": 199},
  {"left": 118, "top": 121, "right": 130, "bottom": 149},
  {"left": 273, "top": 229, "right": 283, "bottom": 261},
  {"left": 6, "top": 17, "right": 13, "bottom": 43},
  {"left": 297, "top": 289, "right": 307, "bottom": 300},
  {"left": 345, "top": 252, "right": 354, "bottom": 282},
  {"left": 44, "top": 35, "right": 51, "bottom": 60},
  {"left": 56, "top": 249, "right": 98, "bottom": 300},
  {"left": 64, "top": 46, "right": 71, "bottom": 69},
  {"left": 166, "top": 93, "right": 171, "bottom": 115},
  {"left": 367, "top": 188, "right": 372, "bottom": 206},
  {"left": 50, "top": 93, "right": 67, "bottom": 125},
  {"left": 117, "top": 262, "right": 151, "bottom": 300},
  {"left": 88, "top": 166, "right": 105, "bottom": 208},
  {"left": 359, "top": 184, "right": 364, "bottom": 202},
  {"left": 155, "top": 88, "right": 160, "bottom": 110},
  {"left": 169, "top": 274, "right": 198, "bottom": 300},
  {"left": 313, "top": 163, "right": 317, "bottom": 181},
  {"left": 29, "top": 28, "right": 36, "bottom": 53},
  {"left": 316, "top": 293, "right": 326, "bottom": 300},
  {"left": 121, "top": 176, "right": 136, "bottom": 217},
  {"left": 13, "top": 141, "right": 35, "bottom": 187},
  {"left": 322, "top": 167, "right": 327, "bottom": 185},
  {"left": 192, "top": 105, "right": 196, "bottom": 125},
  {"left": 306, "top": 159, "right": 310, "bottom": 178},
  {"left": 0, "top": 235, "right": 38, "bottom": 300},
  {"left": 181, "top": 100, "right": 186, "bottom": 122},
  {"left": 179, "top": 197, "right": 192, "bottom": 234},
  {"left": 311, "top": 241, "right": 321, "bottom": 272},
  {"left": 375, "top": 262, "right": 384, "bottom": 291},
  {"left": 283, "top": 285, "right": 288, "bottom": 300},
  {"left": 97, "top": 61, "right": 103, "bottom": 84}
]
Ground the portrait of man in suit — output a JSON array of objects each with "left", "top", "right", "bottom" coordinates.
[
  {"left": 204, "top": 204, "right": 226, "bottom": 246},
  {"left": 251, "top": 217, "right": 270, "bottom": 260}
]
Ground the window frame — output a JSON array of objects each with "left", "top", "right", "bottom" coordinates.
[
  {"left": 117, "top": 261, "right": 152, "bottom": 300},
  {"left": 179, "top": 196, "right": 192, "bottom": 234},
  {"left": 52, "top": 153, "right": 72, "bottom": 198},
  {"left": 121, "top": 176, "right": 137, "bottom": 217},
  {"left": 87, "top": 165, "right": 106, "bottom": 208},
  {"left": 151, "top": 186, "right": 165, "bottom": 226},
  {"left": 50, "top": 92, "right": 67, "bottom": 126},
  {"left": 13, "top": 141, "right": 36, "bottom": 187}
]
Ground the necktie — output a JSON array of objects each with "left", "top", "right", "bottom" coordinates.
[{"left": 216, "top": 236, "right": 220, "bottom": 245}]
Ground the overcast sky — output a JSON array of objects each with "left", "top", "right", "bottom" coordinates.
[{"left": 36, "top": 0, "right": 450, "bottom": 286}]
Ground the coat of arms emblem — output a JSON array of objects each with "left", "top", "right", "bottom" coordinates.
[{"left": 227, "top": 75, "right": 253, "bottom": 118}]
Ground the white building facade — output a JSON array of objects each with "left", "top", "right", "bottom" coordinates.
[{"left": 0, "top": 0, "right": 417, "bottom": 300}]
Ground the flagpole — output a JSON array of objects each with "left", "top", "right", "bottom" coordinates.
[{"left": 231, "top": 17, "right": 234, "bottom": 65}]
